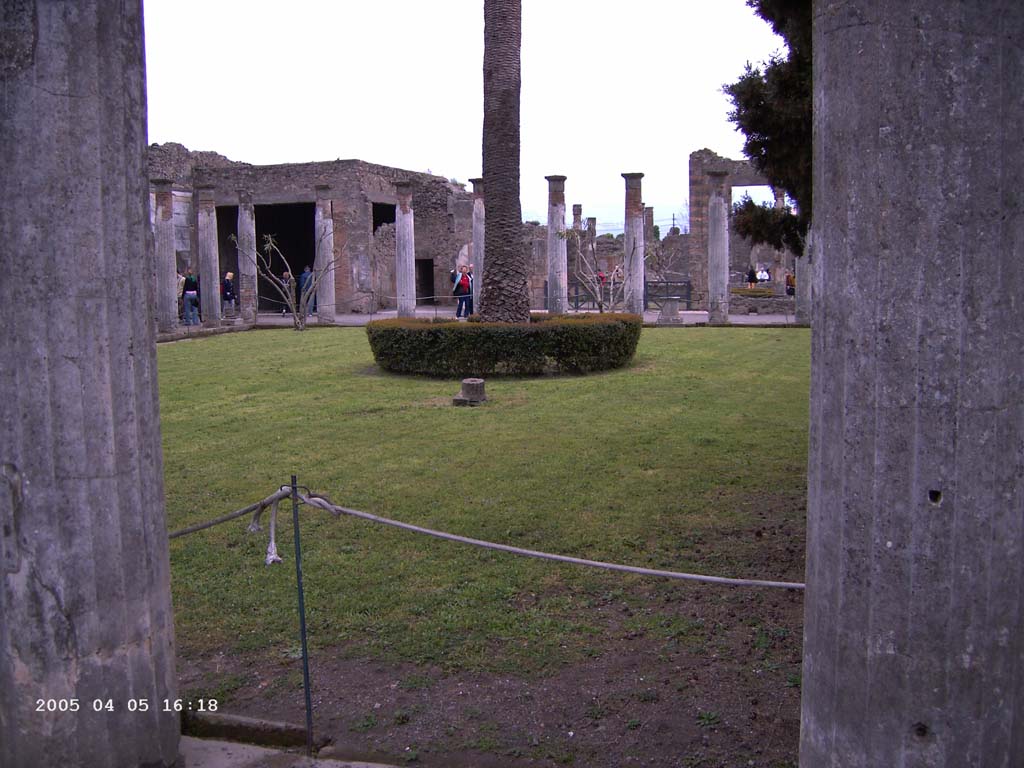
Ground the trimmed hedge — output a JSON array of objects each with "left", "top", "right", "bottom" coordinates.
[
  {"left": 366, "top": 313, "right": 642, "bottom": 377},
  {"left": 730, "top": 286, "right": 775, "bottom": 298}
]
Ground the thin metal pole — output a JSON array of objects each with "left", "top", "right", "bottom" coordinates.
[{"left": 291, "top": 475, "right": 314, "bottom": 756}]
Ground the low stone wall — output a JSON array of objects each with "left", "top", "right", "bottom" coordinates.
[{"left": 728, "top": 294, "right": 796, "bottom": 315}]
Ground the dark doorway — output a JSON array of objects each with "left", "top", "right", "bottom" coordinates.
[
  {"left": 416, "top": 259, "right": 435, "bottom": 304},
  {"left": 216, "top": 206, "right": 239, "bottom": 281},
  {"left": 372, "top": 202, "right": 396, "bottom": 232},
  {"left": 254, "top": 203, "right": 315, "bottom": 312}
]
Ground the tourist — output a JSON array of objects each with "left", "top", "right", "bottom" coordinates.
[
  {"left": 297, "top": 266, "right": 313, "bottom": 316},
  {"left": 450, "top": 263, "right": 474, "bottom": 318},
  {"left": 747, "top": 267, "right": 758, "bottom": 288},
  {"left": 785, "top": 271, "right": 796, "bottom": 296},
  {"left": 280, "top": 270, "right": 294, "bottom": 315},
  {"left": 182, "top": 267, "right": 199, "bottom": 325},
  {"left": 221, "top": 271, "right": 236, "bottom": 316},
  {"left": 176, "top": 270, "right": 186, "bottom": 320}
]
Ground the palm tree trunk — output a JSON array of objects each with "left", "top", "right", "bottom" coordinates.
[{"left": 478, "top": 0, "right": 531, "bottom": 322}]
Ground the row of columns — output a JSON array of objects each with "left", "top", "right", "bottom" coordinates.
[
  {"left": 542, "top": 172, "right": 648, "bottom": 316},
  {"left": 156, "top": 170, "right": 770, "bottom": 326},
  {"left": 151, "top": 184, "right": 338, "bottom": 329}
]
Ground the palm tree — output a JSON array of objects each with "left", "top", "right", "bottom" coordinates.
[{"left": 478, "top": 0, "right": 531, "bottom": 322}]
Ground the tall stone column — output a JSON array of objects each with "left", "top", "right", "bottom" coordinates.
[
  {"left": 236, "top": 190, "right": 257, "bottom": 323},
  {"left": 802, "top": 3, "right": 1024, "bottom": 767},
  {"left": 706, "top": 171, "right": 730, "bottom": 325},
  {"left": 152, "top": 179, "right": 178, "bottom": 332},
  {"left": 644, "top": 206, "right": 655, "bottom": 246},
  {"left": 469, "top": 178, "right": 485, "bottom": 312},
  {"left": 572, "top": 203, "right": 582, "bottom": 230},
  {"left": 622, "top": 173, "right": 645, "bottom": 315},
  {"left": 314, "top": 185, "right": 336, "bottom": 324},
  {"left": 394, "top": 181, "right": 416, "bottom": 318},
  {"left": 794, "top": 230, "right": 812, "bottom": 326},
  {"left": 545, "top": 175, "right": 568, "bottom": 315},
  {"left": 0, "top": 2, "right": 179, "bottom": 766},
  {"left": 196, "top": 185, "right": 221, "bottom": 325},
  {"left": 589, "top": 218, "right": 598, "bottom": 286}
]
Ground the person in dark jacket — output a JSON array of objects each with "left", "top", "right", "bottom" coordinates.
[
  {"left": 221, "top": 271, "right": 236, "bottom": 316},
  {"left": 183, "top": 268, "right": 200, "bottom": 325},
  {"left": 450, "top": 263, "right": 474, "bottom": 318}
]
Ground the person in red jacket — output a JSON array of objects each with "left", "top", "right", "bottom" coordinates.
[{"left": 450, "top": 263, "right": 474, "bottom": 318}]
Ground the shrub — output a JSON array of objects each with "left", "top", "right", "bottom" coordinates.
[
  {"left": 366, "top": 314, "right": 642, "bottom": 377},
  {"left": 730, "top": 286, "right": 775, "bottom": 298}
]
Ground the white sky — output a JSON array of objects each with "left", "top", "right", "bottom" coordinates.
[{"left": 144, "top": 0, "right": 783, "bottom": 233}]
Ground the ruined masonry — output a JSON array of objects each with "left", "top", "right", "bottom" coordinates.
[{"left": 147, "top": 144, "right": 475, "bottom": 322}]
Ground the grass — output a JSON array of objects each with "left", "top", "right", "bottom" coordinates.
[{"left": 159, "top": 326, "right": 809, "bottom": 673}]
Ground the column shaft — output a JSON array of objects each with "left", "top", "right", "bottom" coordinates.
[
  {"left": 236, "top": 192, "right": 257, "bottom": 323},
  {"left": 802, "top": 2, "right": 1024, "bottom": 765},
  {"left": 0, "top": 2, "right": 179, "bottom": 765},
  {"left": 706, "top": 173, "right": 730, "bottom": 325},
  {"left": 395, "top": 182, "right": 416, "bottom": 318},
  {"left": 152, "top": 180, "right": 177, "bottom": 332},
  {"left": 196, "top": 187, "right": 221, "bottom": 325},
  {"left": 315, "top": 188, "right": 336, "bottom": 323},
  {"left": 470, "top": 178, "right": 485, "bottom": 312},
  {"left": 622, "top": 173, "right": 645, "bottom": 314},
  {"left": 545, "top": 175, "right": 568, "bottom": 315}
]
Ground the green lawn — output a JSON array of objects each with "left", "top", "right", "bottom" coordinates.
[{"left": 159, "top": 326, "right": 809, "bottom": 673}]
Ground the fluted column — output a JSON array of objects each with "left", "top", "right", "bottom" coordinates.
[
  {"left": 801, "top": 2, "right": 1024, "bottom": 766},
  {"left": 395, "top": 181, "right": 416, "bottom": 318},
  {"left": 152, "top": 179, "right": 177, "bottom": 332},
  {"left": 545, "top": 175, "right": 568, "bottom": 315},
  {"left": 706, "top": 171, "right": 730, "bottom": 325},
  {"left": 622, "top": 173, "right": 645, "bottom": 315},
  {"left": 196, "top": 185, "right": 221, "bottom": 326},
  {"left": 236, "top": 190, "right": 257, "bottom": 323},
  {"left": 315, "top": 185, "right": 336, "bottom": 324},
  {"left": 0, "top": 2, "right": 179, "bottom": 765},
  {"left": 469, "top": 178, "right": 485, "bottom": 312}
]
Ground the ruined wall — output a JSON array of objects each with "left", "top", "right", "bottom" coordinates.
[
  {"left": 155, "top": 147, "right": 472, "bottom": 313},
  {"left": 687, "top": 148, "right": 790, "bottom": 308}
]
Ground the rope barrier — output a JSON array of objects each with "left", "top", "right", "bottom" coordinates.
[{"left": 169, "top": 486, "right": 804, "bottom": 590}]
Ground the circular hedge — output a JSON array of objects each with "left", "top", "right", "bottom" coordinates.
[{"left": 366, "top": 313, "right": 642, "bottom": 377}]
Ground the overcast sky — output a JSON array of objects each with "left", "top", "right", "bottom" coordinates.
[{"left": 144, "top": 0, "right": 783, "bottom": 233}]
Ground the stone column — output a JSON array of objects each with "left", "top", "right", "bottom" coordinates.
[
  {"left": 469, "top": 178, "right": 485, "bottom": 312},
  {"left": 622, "top": 173, "right": 645, "bottom": 315},
  {"left": 644, "top": 206, "right": 655, "bottom": 246},
  {"left": 152, "top": 179, "right": 177, "bottom": 332},
  {"left": 0, "top": 2, "right": 179, "bottom": 766},
  {"left": 794, "top": 230, "right": 812, "bottom": 326},
  {"left": 236, "top": 190, "right": 257, "bottom": 323},
  {"left": 196, "top": 185, "right": 221, "bottom": 326},
  {"left": 706, "top": 171, "right": 730, "bottom": 325},
  {"left": 314, "top": 185, "right": 336, "bottom": 324},
  {"left": 801, "top": 3, "right": 1024, "bottom": 767},
  {"left": 572, "top": 203, "right": 582, "bottom": 230},
  {"left": 545, "top": 175, "right": 568, "bottom": 315},
  {"left": 394, "top": 181, "right": 416, "bottom": 318}
]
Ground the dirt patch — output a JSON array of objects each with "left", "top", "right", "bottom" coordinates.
[{"left": 179, "top": 579, "right": 803, "bottom": 768}]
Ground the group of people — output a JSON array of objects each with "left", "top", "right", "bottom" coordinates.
[
  {"left": 745, "top": 265, "right": 796, "bottom": 296},
  {"left": 175, "top": 268, "right": 238, "bottom": 326},
  {"left": 278, "top": 266, "right": 318, "bottom": 316},
  {"left": 746, "top": 266, "right": 773, "bottom": 288}
]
